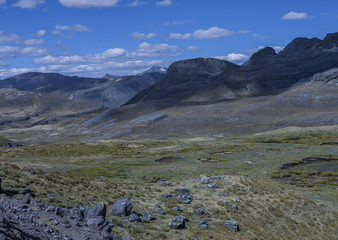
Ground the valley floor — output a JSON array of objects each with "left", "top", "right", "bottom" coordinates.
[{"left": 0, "top": 128, "right": 337, "bottom": 239}]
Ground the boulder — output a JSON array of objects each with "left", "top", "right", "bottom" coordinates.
[
  {"left": 229, "top": 203, "right": 238, "bottom": 211},
  {"left": 128, "top": 213, "right": 140, "bottom": 222},
  {"left": 140, "top": 212, "right": 153, "bottom": 223},
  {"left": 168, "top": 216, "right": 186, "bottom": 229},
  {"left": 198, "top": 220, "right": 208, "bottom": 229},
  {"left": 84, "top": 203, "right": 106, "bottom": 219},
  {"left": 111, "top": 199, "right": 133, "bottom": 216},
  {"left": 195, "top": 208, "right": 205, "bottom": 215},
  {"left": 69, "top": 205, "right": 85, "bottom": 220},
  {"left": 207, "top": 183, "right": 219, "bottom": 189},
  {"left": 87, "top": 216, "right": 106, "bottom": 230},
  {"left": 200, "top": 175, "right": 210, "bottom": 184},
  {"left": 224, "top": 220, "right": 239, "bottom": 232}
]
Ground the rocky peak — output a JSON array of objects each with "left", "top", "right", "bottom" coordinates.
[
  {"left": 279, "top": 37, "right": 322, "bottom": 58},
  {"left": 246, "top": 47, "right": 277, "bottom": 65},
  {"left": 322, "top": 32, "right": 338, "bottom": 49}
]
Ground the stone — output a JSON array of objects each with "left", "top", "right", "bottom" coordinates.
[
  {"left": 46, "top": 206, "right": 56, "bottom": 212},
  {"left": 229, "top": 203, "right": 238, "bottom": 211},
  {"left": 69, "top": 205, "right": 84, "bottom": 220},
  {"left": 111, "top": 199, "right": 133, "bottom": 216},
  {"left": 168, "top": 216, "right": 186, "bottom": 229},
  {"left": 220, "top": 200, "right": 227, "bottom": 205},
  {"left": 246, "top": 161, "right": 254, "bottom": 165},
  {"left": 140, "top": 212, "right": 153, "bottom": 223},
  {"left": 156, "top": 206, "right": 165, "bottom": 215},
  {"left": 198, "top": 220, "right": 208, "bottom": 229},
  {"left": 84, "top": 202, "right": 106, "bottom": 219},
  {"left": 176, "top": 188, "right": 189, "bottom": 195},
  {"left": 195, "top": 208, "right": 205, "bottom": 215},
  {"left": 162, "top": 181, "right": 172, "bottom": 186},
  {"left": 172, "top": 207, "right": 180, "bottom": 211},
  {"left": 207, "top": 183, "right": 219, "bottom": 189},
  {"left": 224, "top": 220, "right": 239, "bottom": 232},
  {"left": 128, "top": 213, "right": 140, "bottom": 222},
  {"left": 200, "top": 175, "right": 210, "bottom": 184},
  {"left": 87, "top": 216, "right": 106, "bottom": 230}
]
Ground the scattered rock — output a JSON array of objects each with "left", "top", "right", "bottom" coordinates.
[
  {"left": 128, "top": 213, "right": 141, "bottom": 222},
  {"left": 195, "top": 208, "right": 205, "bottom": 215},
  {"left": 198, "top": 220, "right": 208, "bottom": 229},
  {"left": 69, "top": 205, "right": 84, "bottom": 220},
  {"left": 207, "top": 183, "right": 219, "bottom": 189},
  {"left": 140, "top": 212, "right": 153, "bottom": 223},
  {"left": 229, "top": 203, "right": 238, "bottom": 211},
  {"left": 162, "top": 181, "right": 172, "bottom": 186},
  {"left": 220, "top": 200, "right": 227, "bottom": 205},
  {"left": 84, "top": 202, "right": 106, "bottom": 219},
  {"left": 246, "top": 161, "right": 254, "bottom": 165},
  {"left": 200, "top": 175, "right": 210, "bottom": 184},
  {"left": 224, "top": 220, "right": 239, "bottom": 232},
  {"left": 87, "top": 216, "right": 106, "bottom": 230},
  {"left": 156, "top": 206, "right": 165, "bottom": 215},
  {"left": 111, "top": 199, "right": 133, "bottom": 216},
  {"left": 168, "top": 216, "right": 187, "bottom": 229}
]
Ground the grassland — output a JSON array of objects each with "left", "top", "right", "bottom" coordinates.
[{"left": 0, "top": 130, "right": 337, "bottom": 239}]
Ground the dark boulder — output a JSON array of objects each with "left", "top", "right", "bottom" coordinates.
[
  {"left": 168, "top": 216, "right": 187, "bottom": 229},
  {"left": 128, "top": 213, "right": 141, "bottom": 222},
  {"left": 84, "top": 202, "right": 106, "bottom": 219},
  {"left": 224, "top": 220, "right": 239, "bottom": 232},
  {"left": 111, "top": 199, "right": 133, "bottom": 216}
]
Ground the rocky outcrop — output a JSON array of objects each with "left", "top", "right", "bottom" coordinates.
[{"left": 127, "top": 32, "right": 338, "bottom": 105}]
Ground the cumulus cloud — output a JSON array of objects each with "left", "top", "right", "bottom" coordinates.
[
  {"left": 156, "top": 0, "right": 172, "bottom": 7},
  {"left": 193, "top": 27, "right": 235, "bottom": 39},
  {"left": 128, "top": 0, "right": 147, "bottom": 7},
  {"left": 0, "top": 31, "right": 20, "bottom": 44},
  {"left": 59, "top": 0, "right": 120, "bottom": 8},
  {"left": 34, "top": 48, "right": 127, "bottom": 65},
  {"left": 25, "top": 39, "right": 44, "bottom": 45},
  {"left": 33, "top": 29, "right": 47, "bottom": 37},
  {"left": 214, "top": 53, "right": 250, "bottom": 64},
  {"left": 130, "top": 32, "right": 158, "bottom": 40},
  {"left": 169, "top": 32, "right": 192, "bottom": 40},
  {"left": 12, "top": 0, "right": 44, "bottom": 9},
  {"left": 0, "top": 45, "right": 47, "bottom": 59},
  {"left": 131, "top": 42, "right": 181, "bottom": 58},
  {"left": 0, "top": 0, "right": 6, "bottom": 5},
  {"left": 281, "top": 11, "right": 310, "bottom": 20},
  {"left": 55, "top": 24, "right": 90, "bottom": 32}
]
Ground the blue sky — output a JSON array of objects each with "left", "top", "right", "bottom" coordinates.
[{"left": 0, "top": 0, "right": 337, "bottom": 79}]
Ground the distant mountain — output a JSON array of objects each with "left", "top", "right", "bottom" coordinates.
[
  {"left": 102, "top": 73, "right": 120, "bottom": 79},
  {"left": 0, "top": 71, "right": 165, "bottom": 108},
  {"left": 127, "top": 32, "right": 338, "bottom": 106},
  {"left": 141, "top": 66, "right": 168, "bottom": 74}
]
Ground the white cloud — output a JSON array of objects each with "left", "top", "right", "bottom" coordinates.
[
  {"left": 128, "top": 0, "right": 147, "bottom": 7},
  {"left": 0, "top": 45, "right": 47, "bottom": 59},
  {"left": 131, "top": 42, "right": 181, "bottom": 58},
  {"left": 169, "top": 32, "right": 192, "bottom": 40},
  {"left": 55, "top": 24, "right": 90, "bottom": 32},
  {"left": 281, "top": 11, "right": 310, "bottom": 20},
  {"left": 130, "top": 32, "right": 158, "bottom": 40},
  {"left": 214, "top": 53, "right": 250, "bottom": 64},
  {"left": 25, "top": 39, "right": 44, "bottom": 45},
  {"left": 12, "top": 0, "right": 44, "bottom": 9},
  {"left": 0, "top": 31, "right": 20, "bottom": 44},
  {"left": 0, "top": 0, "right": 6, "bottom": 5},
  {"left": 156, "top": 0, "right": 171, "bottom": 7},
  {"left": 59, "top": 0, "right": 120, "bottom": 8},
  {"left": 33, "top": 29, "right": 47, "bottom": 37},
  {"left": 253, "top": 33, "right": 270, "bottom": 39},
  {"left": 164, "top": 20, "right": 190, "bottom": 26},
  {"left": 34, "top": 48, "right": 127, "bottom": 65},
  {"left": 193, "top": 27, "right": 235, "bottom": 40}
]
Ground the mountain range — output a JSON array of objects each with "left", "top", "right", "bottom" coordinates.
[{"left": 0, "top": 33, "right": 337, "bottom": 144}]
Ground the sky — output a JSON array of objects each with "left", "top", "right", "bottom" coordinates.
[{"left": 0, "top": 0, "right": 337, "bottom": 79}]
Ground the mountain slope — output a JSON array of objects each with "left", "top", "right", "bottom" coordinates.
[
  {"left": 127, "top": 32, "right": 338, "bottom": 106},
  {"left": 0, "top": 72, "right": 165, "bottom": 107}
]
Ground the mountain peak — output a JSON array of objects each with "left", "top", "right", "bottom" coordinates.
[
  {"left": 142, "top": 66, "right": 168, "bottom": 74},
  {"left": 322, "top": 32, "right": 338, "bottom": 49}
]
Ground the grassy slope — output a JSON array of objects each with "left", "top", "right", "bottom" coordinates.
[{"left": 0, "top": 130, "right": 337, "bottom": 239}]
